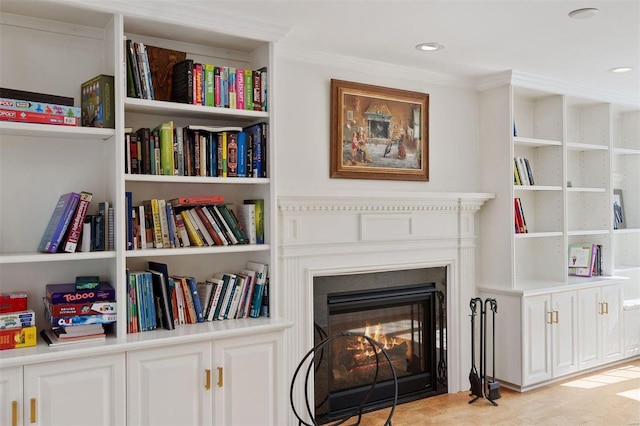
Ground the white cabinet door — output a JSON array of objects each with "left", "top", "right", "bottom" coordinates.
[
  {"left": 523, "top": 295, "right": 552, "bottom": 386},
  {"left": 578, "top": 284, "right": 625, "bottom": 370},
  {"left": 23, "top": 353, "right": 125, "bottom": 426},
  {"left": 0, "top": 366, "right": 22, "bottom": 426},
  {"left": 213, "top": 332, "right": 281, "bottom": 426},
  {"left": 127, "top": 341, "right": 213, "bottom": 426},
  {"left": 601, "top": 284, "right": 624, "bottom": 363},
  {"left": 578, "top": 287, "right": 601, "bottom": 370},
  {"left": 551, "top": 291, "right": 578, "bottom": 377}
]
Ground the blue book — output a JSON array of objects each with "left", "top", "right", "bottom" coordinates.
[
  {"left": 38, "top": 192, "right": 81, "bottom": 253},
  {"left": 185, "top": 276, "right": 205, "bottom": 322},
  {"left": 237, "top": 131, "right": 247, "bottom": 177}
]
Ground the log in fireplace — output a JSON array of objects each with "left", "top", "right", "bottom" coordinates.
[{"left": 313, "top": 270, "right": 447, "bottom": 423}]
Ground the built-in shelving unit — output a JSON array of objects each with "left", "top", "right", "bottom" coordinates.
[
  {"left": 0, "top": 0, "right": 284, "bottom": 361},
  {"left": 478, "top": 76, "right": 639, "bottom": 390}
]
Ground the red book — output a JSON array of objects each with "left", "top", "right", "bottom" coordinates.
[
  {"left": 0, "top": 108, "right": 79, "bottom": 126},
  {"left": 62, "top": 191, "right": 93, "bottom": 253},
  {"left": 168, "top": 195, "right": 225, "bottom": 207}
]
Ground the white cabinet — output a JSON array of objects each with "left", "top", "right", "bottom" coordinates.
[
  {"left": 127, "top": 341, "right": 213, "bottom": 425},
  {"left": 578, "top": 283, "right": 625, "bottom": 370},
  {"left": 522, "top": 290, "right": 577, "bottom": 386},
  {"left": 2, "top": 356, "right": 126, "bottom": 426},
  {"left": 126, "top": 332, "right": 282, "bottom": 426},
  {"left": 0, "top": 366, "right": 22, "bottom": 426},
  {"left": 213, "top": 331, "right": 281, "bottom": 426}
]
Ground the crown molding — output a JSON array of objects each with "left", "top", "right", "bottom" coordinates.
[
  {"left": 477, "top": 70, "right": 639, "bottom": 107},
  {"left": 275, "top": 45, "right": 476, "bottom": 89},
  {"left": 55, "top": 0, "right": 290, "bottom": 43}
]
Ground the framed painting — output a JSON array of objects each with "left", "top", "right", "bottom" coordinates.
[{"left": 330, "top": 79, "right": 429, "bottom": 181}]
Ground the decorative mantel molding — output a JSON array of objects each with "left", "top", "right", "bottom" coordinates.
[
  {"left": 278, "top": 192, "right": 494, "bottom": 424},
  {"left": 278, "top": 193, "right": 494, "bottom": 214}
]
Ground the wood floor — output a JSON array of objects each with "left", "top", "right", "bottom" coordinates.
[{"left": 352, "top": 359, "right": 640, "bottom": 425}]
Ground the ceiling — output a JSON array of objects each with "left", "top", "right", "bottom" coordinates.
[{"left": 189, "top": 0, "right": 639, "bottom": 103}]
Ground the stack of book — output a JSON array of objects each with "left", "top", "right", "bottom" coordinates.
[
  {"left": 40, "top": 282, "right": 116, "bottom": 346},
  {"left": 0, "top": 291, "right": 37, "bottom": 350},
  {"left": 0, "top": 88, "right": 80, "bottom": 127}
]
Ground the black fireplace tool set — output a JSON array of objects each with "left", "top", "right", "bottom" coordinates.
[{"left": 469, "top": 297, "right": 501, "bottom": 406}]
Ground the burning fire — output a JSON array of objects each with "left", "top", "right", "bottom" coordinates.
[{"left": 350, "top": 323, "right": 399, "bottom": 361}]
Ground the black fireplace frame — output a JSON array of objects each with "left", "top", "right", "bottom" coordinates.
[{"left": 320, "top": 283, "right": 440, "bottom": 420}]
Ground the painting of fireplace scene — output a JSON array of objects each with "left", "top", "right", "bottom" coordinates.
[
  {"left": 330, "top": 79, "right": 429, "bottom": 181},
  {"left": 313, "top": 269, "right": 447, "bottom": 424}
]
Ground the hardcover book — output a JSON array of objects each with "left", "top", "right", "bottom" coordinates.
[
  {"left": 244, "top": 199, "right": 265, "bottom": 244},
  {"left": 62, "top": 191, "right": 92, "bottom": 253},
  {"left": 81, "top": 74, "right": 115, "bottom": 128},
  {"left": 38, "top": 192, "right": 81, "bottom": 253},
  {"left": 171, "top": 59, "right": 194, "bottom": 104}
]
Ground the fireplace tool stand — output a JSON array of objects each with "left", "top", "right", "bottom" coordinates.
[
  {"left": 290, "top": 331, "right": 398, "bottom": 426},
  {"left": 468, "top": 297, "right": 501, "bottom": 406}
]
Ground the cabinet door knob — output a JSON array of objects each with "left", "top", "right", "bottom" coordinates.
[
  {"left": 205, "top": 369, "right": 211, "bottom": 390},
  {"left": 217, "top": 366, "right": 223, "bottom": 388},
  {"left": 30, "top": 398, "right": 36, "bottom": 423},
  {"left": 11, "top": 400, "right": 18, "bottom": 426}
]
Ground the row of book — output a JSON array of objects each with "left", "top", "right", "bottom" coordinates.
[
  {"left": 514, "top": 156, "right": 535, "bottom": 185},
  {"left": 125, "top": 193, "right": 264, "bottom": 250},
  {"left": 0, "top": 291, "right": 36, "bottom": 350},
  {"left": 40, "top": 281, "right": 116, "bottom": 346},
  {"left": 128, "top": 261, "right": 269, "bottom": 333},
  {"left": 514, "top": 197, "right": 528, "bottom": 234},
  {"left": 125, "top": 40, "right": 267, "bottom": 111},
  {"left": 125, "top": 122, "right": 268, "bottom": 178},
  {"left": 568, "top": 243, "right": 603, "bottom": 277},
  {"left": 38, "top": 191, "right": 114, "bottom": 253}
]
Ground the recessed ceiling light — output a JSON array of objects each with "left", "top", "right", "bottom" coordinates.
[
  {"left": 568, "top": 8, "right": 599, "bottom": 19},
  {"left": 416, "top": 42, "right": 444, "bottom": 52},
  {"left": 608, "top": 67, "right": 633, "bottom": 73}
]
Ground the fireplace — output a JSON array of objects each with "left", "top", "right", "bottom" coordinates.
[
  {"left": 312, "top": 269, "right": 447, "bottom": 423},
  {"left": 278, "top": 193, "right": 493, "bottom": 425}
]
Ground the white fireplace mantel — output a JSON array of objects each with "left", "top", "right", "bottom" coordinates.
[{"left": 277, "top": 192, "right": 493, "bottom": 422}]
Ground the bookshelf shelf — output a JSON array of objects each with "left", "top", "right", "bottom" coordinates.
[
  {"left": 514, "top": 136, "right": 562, "bottom": 147},
  {"left": 514, "top": 231, "right": 563, "bottom": 239},
  {"left": 0, "top": 121, "right": 115, "bottom": 140},
  {"left": 0, "top": 251, "right": 116, "bottom": 265},
  {"left": 514, "top": 185, "right": 562, "bottom": 191},
  {"left": 566, "top": 142, "right": 609, "bottom": 151},
  {"left": 125, "top": 244, "right": 270, "bottom": 258},
  {"left": 567, "top": 187, "right": 606, "bottom": 193},
  {"left": 124, "top": 97, "right": 268, "bottom": 121},
  {"left": 125, "top": 174, "right": 270, "bottom": 184}
]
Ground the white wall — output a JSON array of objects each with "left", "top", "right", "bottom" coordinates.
[{"left": 273, "top": 56, "right": 482, "bottom": 196}]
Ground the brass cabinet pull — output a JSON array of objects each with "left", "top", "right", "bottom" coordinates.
[
  {"left": 30, "top": 398, "right": 36, "bottom": 423},
  {"left": 205, "top": 369, "right": 211, "bottom": 390},
  {"left": 604, "top": 301, "right": 609, "bottom": 315},
  {"left": 598, "top": 302, "right": 604, "bottom": 315},
  {"left": 554, "top": 310, "right": 559, "bottom": 324},
  {"left": 11, "top": 400, "right": 17, "bottom": 426},
  {"left": 547, "top": 311, "right": 553, "bottom": 324},
  {"left": 217, "top": 367, "right": 223, "bottom": 388}
]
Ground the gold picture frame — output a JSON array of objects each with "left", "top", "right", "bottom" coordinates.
[{"left": 330, "top": 79, "right": 429, "bottom": 181}]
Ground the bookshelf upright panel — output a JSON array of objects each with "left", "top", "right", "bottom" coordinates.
[{"left": 0, "top": 2, "right": 120, "bottom": 344}]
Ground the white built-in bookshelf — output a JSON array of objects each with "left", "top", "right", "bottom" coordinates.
[
  {"left": 0, "top": 1, "right": 288, "bottom": 424},
  {"left": 479, "top": 84, "right": 639, "bottom": 290},
  {"left": 478, "top": 78, "right": 639, "bottom": 389}
]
